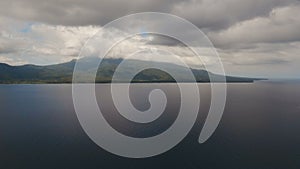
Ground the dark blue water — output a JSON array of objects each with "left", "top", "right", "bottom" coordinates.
[{"left": 1, "top": 82, "right": 300, "bottom": 169}]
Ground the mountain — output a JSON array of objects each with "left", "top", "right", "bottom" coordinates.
[{"left": 0, "top": 58, "right": 263, "bottom": 83}]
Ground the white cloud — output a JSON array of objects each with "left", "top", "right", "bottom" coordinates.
[
  {"left": 171, "top": 0, "right": 296, "bottom": 30},
  {"left": 0, "top": 16, "right": 101, "bottom": 65},
  {"left": 209, "top": 5, "right": 300, "bottom": 47}
]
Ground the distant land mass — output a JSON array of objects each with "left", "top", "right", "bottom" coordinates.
[{"left": 0, "top": 58, "right": 265, "bottom": 84}]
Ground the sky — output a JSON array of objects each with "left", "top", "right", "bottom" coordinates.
[{"left": 0, "top": 0, "right": 300, "bottom": 78}]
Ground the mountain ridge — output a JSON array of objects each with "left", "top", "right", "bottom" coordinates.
[{"left": 0, "top": 58, "right": 264, "bottom": 84}]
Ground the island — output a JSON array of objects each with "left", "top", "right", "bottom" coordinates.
[{"left": 0, "top": 58, "right": 265, "bottom": 84}]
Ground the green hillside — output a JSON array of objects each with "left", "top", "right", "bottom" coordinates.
[{"left": 0, "top": 58, "right": 262, "bottom": 84}]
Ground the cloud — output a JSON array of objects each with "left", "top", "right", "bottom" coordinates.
[
  {"left": 0, "top": 0, "right": 299, "bottom": 78},
  {"left": 171, "top": 0, "right": 297, "bottom": 30},
  {"left": 0, "top": 37, "right": 26, "bottom": 54},
  {"left": 209, "top": 4, "right": 300, "bottom": 48},
  {"left": 0, "top": 0, "right": 297, "bottom": 29},
  {"left": 0, "top": 16, "right": 101, "bottom": 65},
  {"left": 0, "top": 0, "right": 180, "bottom": 26},
  {"left": 146, "top": 34, "right": 184, "bottom": 46}
]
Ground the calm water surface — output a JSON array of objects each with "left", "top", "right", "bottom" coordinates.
[{"left": 0, "top": 82, "right": 300, "bottom": 169}]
